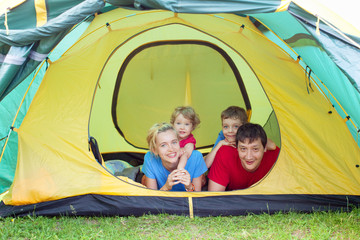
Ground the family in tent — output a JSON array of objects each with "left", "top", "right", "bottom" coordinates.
[
  {"left": 140, "top": 106, "right": 280, "bottom": 192},
  {"left": 1, "top": 1, "right": 359, "bottom": 217}
]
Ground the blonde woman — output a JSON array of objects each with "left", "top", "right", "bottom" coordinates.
[{"left": 142, "top": 122, "right": 207, "bottom": 191}]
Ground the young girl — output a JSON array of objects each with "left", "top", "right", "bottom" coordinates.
[{"left": 170, "top": 106, "right": 200, "bottom": 170}]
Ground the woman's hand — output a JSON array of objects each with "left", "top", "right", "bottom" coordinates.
[
  {"left": 161, "top": 170, "right": 180, "bottom": 190},
  {"left": 176, "top": 169, "right": 192, "bottom": 190},
  {"left": 161, "top": 169, "right": 191, "bottom": 191}
]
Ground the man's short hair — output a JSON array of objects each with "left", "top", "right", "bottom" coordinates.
[
  {"left": 221, "top": 106, "right": 248, "bottom": 124},
  {"left": 236, "top": 123, "right": 267, "bottom": 148}
]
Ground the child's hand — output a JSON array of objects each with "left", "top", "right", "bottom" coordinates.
[
  {"left": 178, "top": 148, "right": 186, "bottom": 157},
  {"left": 265, "top": 138, "right": 277, "bottom": 151},
  {"left": 220, "top": 139, "right": 236, "bottom": 148}
]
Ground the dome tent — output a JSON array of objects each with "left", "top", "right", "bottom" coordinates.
[{"left": 0, "top": 0, "right": 359, "bottom": 217}]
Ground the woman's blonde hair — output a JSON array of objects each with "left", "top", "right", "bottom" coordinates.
[
  {"left": 170, "top": 106, "right": 200, "bottom": 130},
  {"left": 147, "top": 122, "right": 178, "bottom": 153}
]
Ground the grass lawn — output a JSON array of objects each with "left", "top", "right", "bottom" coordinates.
[{"left": 1, "top": 207, "right": 360, "bottom": 239}]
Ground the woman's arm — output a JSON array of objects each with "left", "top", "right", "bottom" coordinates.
[
  {"left": 144, "top": 174, "right": 177, "bottom": 191},
  {"left": 191, "top": 175, "right": 203, "bottom": 191},
  {"left": 144, "top": 176, "right": 158, "bottom": 190}
]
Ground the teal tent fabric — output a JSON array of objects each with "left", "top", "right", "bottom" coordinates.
[
  {"left": 108, "top": 0, "right": 282, "bottom": 13},
  {"left": 251, "top": 4, "right": 360, "bottom": 146},
  {"left": 0, "top": 15, "right": 93, "bottom": 194},
  {"left": 0, "top": 70, "right": 41, "bottom": 193},
  {"left": 0, "top": 0, "right": 105, "bottom": 101},
  {"left": 288, "top": 3, "right": 360, "bottom": 92}
]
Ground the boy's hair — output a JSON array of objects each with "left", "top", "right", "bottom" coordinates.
[
  {"left": 221, "top": 106, "right": 248, "bottom": 124},
  {"left": 147, "top": 122, "right": 178, "bottom": 153},
  {"left": 236, "top": 123, "right": 267, "bottom": 148},
  {"left": 170, "top": 106, "right": 200, "bottom": 129}
]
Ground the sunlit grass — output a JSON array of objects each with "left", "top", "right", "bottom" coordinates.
[{"left": 1, "top": 208, "right": 359, "bottom": 239}]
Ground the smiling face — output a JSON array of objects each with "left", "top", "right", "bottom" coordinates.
[
  {"left": 173, "top": 114, "right": 193, "bottom": 141},
  {"left": 237, "top": 138, "right": 266, "bottom": 172},
  {"left": 154, "top": 129, "right": 181, "bottom": 169},
  {"left": 222, "top": 118, "right": 243, "bottom": 143}
]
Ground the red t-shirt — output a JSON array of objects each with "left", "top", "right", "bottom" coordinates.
[
  {"left": 179, "top": 134, "right": 196, "bottom": 149},
  {"left": 208, "top": 145, "right": 280, "bottom": 190}
]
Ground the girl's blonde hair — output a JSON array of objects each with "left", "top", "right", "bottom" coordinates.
[
  {"left": 170, "top": 106, "right": 200, "bottom": 130},
  {"left": 147, "top": 122, "right": 178, "bottom": 153}
]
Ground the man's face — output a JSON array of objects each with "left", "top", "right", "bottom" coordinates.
[{"left": 237, "top": 138, "right": 265, "bottom": 172}]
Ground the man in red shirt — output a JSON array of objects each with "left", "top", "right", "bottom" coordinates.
[{"left": 208, "top": 123, "right": 280, "bottom": 191}]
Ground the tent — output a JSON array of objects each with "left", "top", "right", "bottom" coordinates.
[{"left": 0, "top": 0, "right": 359, "bottom": 217}]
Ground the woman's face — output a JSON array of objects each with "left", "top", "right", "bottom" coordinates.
[{"left": 154, "top": 129, "right": 180, "bottom": 166}]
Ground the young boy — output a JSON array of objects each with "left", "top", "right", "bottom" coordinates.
[
  {"left": 204, "top": 106, "right": 248, "bottom": 168},
  {"left": 205, "top": 106, "right": 276, "bottom": 168}
]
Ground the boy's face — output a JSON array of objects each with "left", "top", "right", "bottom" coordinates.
[
  {"left": 237, "top": 137, "right": 265, "bottom": 172},
  {"left": 222, "top": 118, "right": 242, "bottom": 143},
  {"left": 173, "top": 114, "right": 193, "bottom": 141}
]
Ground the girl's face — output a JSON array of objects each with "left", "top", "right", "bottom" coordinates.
[
  {"left": 154, "top": 129, "right": 180, "bottom": 166},
  {"left": 173, "top": 114, "right": 193, "bottom": 140}
]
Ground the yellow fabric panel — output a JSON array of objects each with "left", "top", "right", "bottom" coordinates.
[
  {"left": 181, "top": 13, "right": 360, "bottom": 194},
  {"left": 34, "top": 0, "right": 47, "bottom": 27},
  {"left": 65, "top": 10, "right": 175, "bottom": 56},
  {"left": 231, "top": 29, "right": 360, "bottom": 194},
  {"left": 0, "top": 190, "right": 7, "bottom": 201},
  {"left": 4, "top": 9, "right": 360, "bottom": 205}
]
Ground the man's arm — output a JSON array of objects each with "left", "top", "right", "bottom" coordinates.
[
  {"left": 207, "top": 146, "right": 231, "bottom": 191},
  {"left": 208, "top": 179, "right": 226, "bottom": 191}
]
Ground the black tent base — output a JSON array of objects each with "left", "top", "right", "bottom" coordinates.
[{"left": 1, "top": 194, "right": 359, "bottom": 218}]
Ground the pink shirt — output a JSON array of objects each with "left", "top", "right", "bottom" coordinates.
[{"left": 179, "top": 134, "right": 196, "bottom": 149}]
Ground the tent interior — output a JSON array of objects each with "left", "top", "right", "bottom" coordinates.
[{"left": 88, "top": 21, "right": 281, "bottom": 168}]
